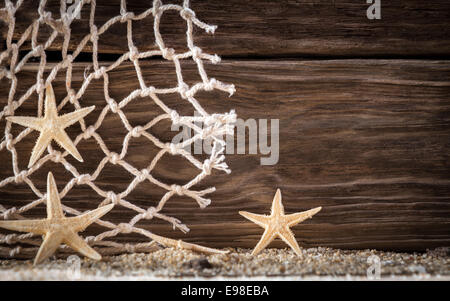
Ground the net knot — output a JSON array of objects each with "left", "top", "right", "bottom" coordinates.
[
  {"left": 52, "top": 151, "right": 63, "bottom": 163},
  {"left": 161, "top": 48, "right": 175, "bottom": 60},
  {"left": 143, "top": 206, "right": 156, "bottom": 219},
  {"left": 3, "top": 207, "right": 17, "bottom": 220},
  {"left": 204, "top": 114, "right": 217, "bottom": 126},
  {"left": 223, "top": 109, "right": 237, "bottom": 123},
  {"left": 201, "top": 127, "right": 213, "bottom": 139},
  {"left": 139, "top": 87, "right": 154, "bottom": 97},
  {"left": 67, "top": 88, "right": 76, "bottom": 102},
  {"left": 204, "top": 78, "right": 217, "bottom": 91},
  {"left": 152, "top": 0, "right": 162, "bottom": 16},
  {"left": 61, "top": 10, "right": 72, "bottom": 25},
  {"left": 66, "top": 54, "right": 74, "bottom": 65},
  {"left": 108, "top": 100, "right": 119, "bottom": 113},
  {"left": 191, "top": 46, "right": 202, "bottom": 59},
  {"left": 202, "top": 159, "right": 212, "bottom": 175},
  {"left": 138, "top": 169, "right": 149, "bottom": 182},
  {"left": 118, "top": 223, "right": 133, "bottom": 234},
  {"left": 4, "top": 1, "right": 14, "bottom": 15},
  {"left": 107, "top": 191, "right": 120, "bottom": 205},
  {"left": 36, "top": 79, "right": 45, "bottom": 94},
  {"left": 178, "top": 83, "right": 189, "bottom": 99},
  {"left": 131, "top": 126, "right": 143, "bottom": 138},
  {"left": 129, "top": 46, "right": 139, "bottom": 61},
  {"left": 94, "top": 66, "right": 106, "bottom": 79},
  {"left": 33, "top": 44, "right": 44, "bottom": 56},
  {"left": 170, "top": 110, "right": 180, "bottom": 125},
  {"left": 56, "top": 19, "right": 68, "bottom": 34},
  {"left": 14, "top": 170, "right": 27, "bottom": 184},
  {"left": 83, "top": 125, "right": 96, "bottom": 139},
  {"left": 211, "top": 54, "right": 221, "bottom": 64},
  {"left": 5, "top": 134, "right": 14, "bottom": 151},
  {"left": 120, "top": 12, "right": 134, "bottom": 23},
  {"left": 39, "top": 11, "right": 52, "bottom": 23},
  {"left": 90, "top": 25, "right": 98, "bottom": 42},
  {"left": 147, "top": 86, "right": 156, "bottom": 95},
  {"left": 76, "top": 174, "right": 91, "bottom": 185},
  {"left": 109, "top": 152, "right": 121, "bottom": 164},
  {"left": 180, "top": 7, "right": 195, "bottom": 20},
  {"left": 165, "top": 143, "right": 178, "bottom": 155},
  {"left": 171, "top": 184, "right": 185, "bottom": 196}
]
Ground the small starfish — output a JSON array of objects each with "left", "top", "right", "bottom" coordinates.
[
  {"left": 0, "top": 172, "right": 114, "bottom": 265},
  {"left": 6, "top": 84, "right": 95, "bottom": 167},
  {"left": 239, "top": 189, "right": 321, "bottom": 256}
]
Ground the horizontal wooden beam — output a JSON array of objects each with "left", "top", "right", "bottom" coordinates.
[
  {"left": 0, "top": 59, "right": 450, "bottom": 253},
  {"left": 4, "top": 0, "right": 450, "bottom": 57}
]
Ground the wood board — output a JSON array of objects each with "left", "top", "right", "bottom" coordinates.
[
  {"left": 1, "top": 60, "right": 449, "bottom": 252},
  {"left": 4, "top": 0, "right": 450, "bottom": 57}
]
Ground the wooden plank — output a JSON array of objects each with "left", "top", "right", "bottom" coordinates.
[
  {"left": 0, "top": 59, "right": 450, "bottom": 253},
  {"left": 5, "top": 0, "right": 450, "bottom": 57}
]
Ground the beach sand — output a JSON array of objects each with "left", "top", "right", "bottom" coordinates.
[{"left": 0, "top": 247, "right": 448, "bottom": 280}]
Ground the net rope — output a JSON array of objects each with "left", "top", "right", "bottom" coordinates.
[{"left": 0, "top": 0, "right": 236, "bottom": 258}]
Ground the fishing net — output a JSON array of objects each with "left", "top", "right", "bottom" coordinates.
[{"left": 0, "top": 0, "right": 236, "bottom": 258}]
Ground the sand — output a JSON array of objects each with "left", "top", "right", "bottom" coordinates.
[{"left": 0, "top": 247, "right": 449, "bottom": 280}]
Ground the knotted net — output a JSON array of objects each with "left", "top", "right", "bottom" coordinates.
[{"left": 0, "top": 0, "right": 236, "bottom": 258}]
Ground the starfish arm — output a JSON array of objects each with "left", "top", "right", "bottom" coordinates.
[
  {"left": 278, "top": 226, "right": 302, "bottom": 256},
  {"left": 6, "top": 116, "right": 43, "bottom": 131},
  {"left": 70, "top": 204, "right": 114, "bottom": 232},
  {"left": 44, "top": 84, "right": 58, "bottom": 118},
  {"left": 34, "top": 231, "right": 63, "bottom": 265},
  {"left": 28, "top": 130, "right": 53, "bottom": 167},
  {"left": 53, "top": 129, "right": 83, "bottom": 162},
  {"left": 46, "top": 172, "right": 64, "bottom": 219},
  {"left": 239, "top": 211, "right": 270, "bottom": 229},
  {"left": 271, "top": 188, "right": 284, "bottom": 216},
  {"left": 58, "top": 106, "right": 95, "bottom": 129},
  {"left": 251, "top": 227, "right": 277, "bottom": 256},
  {"left": 284, "top": 207, "right": 322, "bottom": 227},
  {"left": 63, "top": 230, "right": 101, "bottom": 261},
  {"left": 0, "top": 219, "right": 47, "bottom": 235}
]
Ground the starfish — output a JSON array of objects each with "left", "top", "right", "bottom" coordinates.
[
  {"left": 0, "top": 172, "right": 114, "bottom": 265},
  {"left": 6, "top": 84, "right": 95, "bottom": 167},
  {"left": 239, "top": 189, "right": 321, "bottom": 256}
]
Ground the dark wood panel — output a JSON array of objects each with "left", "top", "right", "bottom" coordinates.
[
  {"left": 4, "top": 0, "right": 450, "bottom": 57},
  {"left": 0, "top": 59, "right": 450, "bottom": 253}
]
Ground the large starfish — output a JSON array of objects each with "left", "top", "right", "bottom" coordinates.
[
  {"left": 239, "top": 189, "right": 321, "bottom": 256},
  {"left": 0, "top": 172, "right": 114, "bottom": 265},
  {"left": 6, "top": 84, "right": 95, "bottom": 167}
]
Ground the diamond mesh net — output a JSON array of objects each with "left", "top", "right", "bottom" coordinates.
[{"left": 0, "top": 0, "right": 236, "bottom": 258}]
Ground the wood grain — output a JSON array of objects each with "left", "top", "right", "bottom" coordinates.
[
  {"left": 4, "top": 0, "right": 450, "bottom": 57},
  {"left": 1, "top": 60, "right": 449, "bottom": 252}
]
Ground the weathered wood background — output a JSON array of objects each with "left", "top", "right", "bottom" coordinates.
[{"left": 1, "top": 0, "right": 450, "bottom": 253}]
